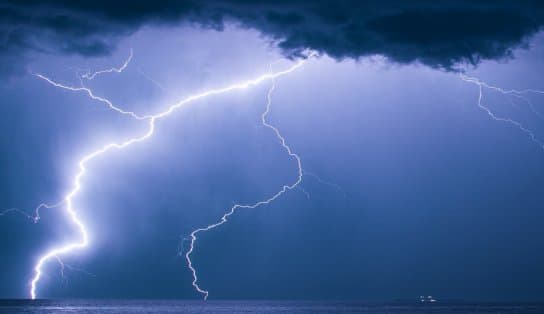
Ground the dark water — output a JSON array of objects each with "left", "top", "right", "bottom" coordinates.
[{"left": 1, "top": 300, "right": 543, "bottom": 313}]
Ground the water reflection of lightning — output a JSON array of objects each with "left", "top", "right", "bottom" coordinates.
[
  {"left": 460, "top": 74, "right": 544, "bottom": 151},
  {"left": 184, "top": 72, "right": 304, "bottom": 300},
  {"left": 11, "top": 51, "right": 313, "bottom": 299}
]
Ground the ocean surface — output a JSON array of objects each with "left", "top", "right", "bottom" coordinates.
[{"left": 1, "top": 300, "right": 543, "bottom": 313}]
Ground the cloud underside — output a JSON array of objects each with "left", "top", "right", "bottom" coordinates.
[{"left": 1, "top": 0, "right": 543, "bottom": 73}]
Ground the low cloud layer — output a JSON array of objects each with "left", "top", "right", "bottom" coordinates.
[{"left": 1, "top": 0, "right": 543, "bottom": 74}]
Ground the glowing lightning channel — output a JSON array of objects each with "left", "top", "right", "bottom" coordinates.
[
  {"left": 34, "top": 73, "right": 149, "bottom": 120},
  {"left": 31, "top": 49, "right": 146, "bottom": 120},
  {"left": 184, "top": 68, "right": 304, "bottom": 300},
  {"left": 0, "top": 201, "right": 64, "bottom": 223},
  {"left": 0, "top": 208, "right": 37, "bottom": 222},
  {"left": 29, "top": 53, "right": 314, "bottom": 299},
  {"left": 81, "top": 49, "right": 133, "bottom": 80},
  {"left": 460, "top": 74, "right": 544, "bottom": 151},
  {"left": 302, "top": 170, "right": 347, "bottom": 198}
]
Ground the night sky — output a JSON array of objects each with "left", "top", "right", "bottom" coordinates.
[{"left": 1, "top": 1, "right": 544, "bottom": 301}]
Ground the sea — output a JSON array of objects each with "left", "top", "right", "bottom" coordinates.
[{"left": 1, "top": 300, "right": 543, "bottom": 313}]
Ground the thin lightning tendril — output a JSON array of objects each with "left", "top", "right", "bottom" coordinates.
[
  {"left": 0, "top": 208, "right": 37, "bottom": 222},
  {"left": 0, "top": 201, "right": 64, "bottom": 223},
  {"left": 81, "top": 49, "right": 133, "bottom": 80},
  {"left": 34, "top": 73, "right": 148, "bottom": 120},
  {"left": 460, "top": 74, "right": 544, "bottom": 151},
  {"left": 25, "top": 51, "right": 313, "bottom": 299},
  {"left": 32, "top": 50, "right": 145, "bottom": 119},
  {"left": 302, "top": 170, "right": 347, "bottom": 198},
  {"left": 137, "top": 67, "right": 169, "bottom": 93},
  {"left": 184, "top": 72, "right": 303, "bottom": 300}
]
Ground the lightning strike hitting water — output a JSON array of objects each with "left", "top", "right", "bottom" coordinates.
[
  {"left": 27, "top": 52, "right": 314, "bottom": 299},
  {"left": 460, "top": 74, "right": 544, "bottom": 151},
  {"left": 184, "top": 72, "right": 303, "bottom": 300}
]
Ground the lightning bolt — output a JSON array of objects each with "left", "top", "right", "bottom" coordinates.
[
  {"left": 137, "top": 67, "right": 169, "bottom": 93},
  {"left": 23, "top": 50, "right": 314, "bottom": 299},
  {"left": 302, "top": 170, "right": 347, "bottom": 198},
  {"left": 31, "top": 49, "right": 145, "bottom": 120},
  {"left": 0, "top": 208, "right": 36, "bottom": 222},
  {"left": 184, "top": 70, "right": 304, "bottom": 300},
  {"left": 0, "top": 201, "right": 64, "bottom": 223},
  {"left": 460, "top": 74, "right": 544, "bottom": 151},
  {"left": 81, "top": 49, "right": 133, "bottom": 80},
  {"left": 54, "top": 256, "right": 95, "bottom": 285},
  {"left": 33, "top": 74, "right": 148, "bottom": 120}
]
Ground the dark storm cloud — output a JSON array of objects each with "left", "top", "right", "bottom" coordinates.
[{"left": 1, "top": 0, "right": 544, "bottom": 74}]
